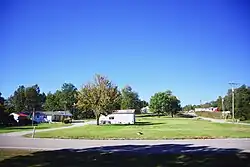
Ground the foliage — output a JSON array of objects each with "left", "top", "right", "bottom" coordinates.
[
  {"left": 149, "top": 90, "right": 181, "bottom": 117},
  {"left": 139, "top": 100, "right": 149, "bottom": 108},
  {"left": 44, "top": 92, "right": 59, "bottom": 111},
  {"left": 121, "top": 85, "right": 141, "bottom": 113},
  {"left": 212, "top": 85, "right": 250, "bottom": 121},
  {"left": 61, "top": 83, "right": 78, "bottom": 111},
  {"left": 12, "top": 86, "right": 26, "bottom": 112},
  {"left": 44, "top": 83, "right": 77, "bottom": 113},
  {"left": 0, "top": 92, "right": 6, "bottom": 124},
  {"left": 6, "top": 85, "right": 46, "bottom": 112},
  {"left": 25, "top": 85, "right": 42, "bottom": 111},
  {"left": 234, "top": 85, "right": 250, "bottom": 120},
  {"left": 182, "top": 104, "right": 195, "bottom": 111},
  {"left": 77, "top": 74, "right": 120, "bottom": 125}
]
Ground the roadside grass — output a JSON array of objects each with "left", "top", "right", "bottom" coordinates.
[
  {"left": 0, "top": 148, "right": 249, "bottom": 167},
  {"left": 0, "top": 123, "right": 70, "bottom": 134},
  {"left": 30, "top": 116, "right": 250, "bottom": 139}
]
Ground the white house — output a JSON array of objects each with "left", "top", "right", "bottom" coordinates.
[
  {"left": 10, "top": 112, "right": 49, "bottom": 123},
  {"left": 44, "top": 111, "right": 72, "bottom": 122},
  {"left": 195, "top": 107, "right": 218, "bottom": 112},
  {"left": 99, "top": 109, "right": 135, "bottom": 124},
  {"left": 141, "top": 106, "right": 151, "bottom": 114}
]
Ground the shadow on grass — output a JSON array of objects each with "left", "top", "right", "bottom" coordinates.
[
  {"left": 0, "top": 144, "right": 249, "bottom": 167},
  {"left": 0, "top": 126, "right": 49, "bottom": 131},
  {"left": 176, "top": 113, "right": 197, "bottom": 118},
  {"left": 136, "top": 114, "right": 164, "bottom": 118},
  {"left": 137, "top": 113, "right": 197, "bottom": 119},
  {"left": 106, "top": 121, "right": 164, "bottom": 126}
]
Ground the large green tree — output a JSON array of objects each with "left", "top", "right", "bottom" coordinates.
[
  {"left": 182, "top": 104, "right": 195, "bottom": 111},
  {"left": 77, "top": 74, "right": 120, "bottom": 125},
  {"left": 25, "top": 85, "right": 43, "bottom": 111},
  {"left": 12, "top": 86, "right": 26, "bottom": 112},
  {"left": 44, "top": 83, "right": 78, "bottom": 113},
  {"left": 44, "top": 91, "right": 64, "bottom": 111},
  {"left": 0, "top": 93, "right": 5, "bottom": 122},
  {"left": 61, "top": 83, "right": 78, "bottom": 111},
  {"left": 149, "top": 90, "right": 181, "bottom": 117},
  {"left": 121, "top": 85, "right": 141, "bottom": 113},
  {"left": 8, "top": 85, "right": 46, "bottom": 112},
  {"left": 234, "top": 85, "right": 250, "bottom": 120}
]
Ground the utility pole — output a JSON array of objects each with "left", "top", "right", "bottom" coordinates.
[
  {"left": 229, "top": 82, "right": 239, "bottom": 122},
  {"left": 222, "top": 97, "right": 225, "bottom": 112},
  {"left": 32, "top": 107, "right": 35, "bottom": 126},
  {"left": 222, "top": 97, "right": 226, "bottom": 120}
]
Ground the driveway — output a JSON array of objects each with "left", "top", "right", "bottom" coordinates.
[{"left": 0, "top": 121, "right": 96, "bottom": 137}]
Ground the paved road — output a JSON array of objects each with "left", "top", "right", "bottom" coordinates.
[
  {"left": 1, "top": 119, "right": 250, "bottom": 154},
  {"left": 1, "top": 136, "right": 250, "bottom": 153}
]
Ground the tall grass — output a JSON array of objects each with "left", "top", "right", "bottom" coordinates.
[{"left": 196, "top": 111, "right": 223, "bottom": 119}]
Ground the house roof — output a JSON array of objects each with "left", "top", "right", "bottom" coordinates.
[
  {"left": 113, "top": 109, "right": 135, "bottom": 114},
  {"left": 18, "top": 113, "right": 28, "bottom": 117},
  {"left": 10, "top": 113, "right": 28, "bottom": 117},
  {"left": 20, "top": 111, "right": 46, "bottom": 116}
]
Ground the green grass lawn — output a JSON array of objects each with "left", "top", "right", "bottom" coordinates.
[
  {"left": 0, "top": 123, "right": 70, "bottom": 134},
  {"left": 1, "top": 148, "right": 250, "bottom": 167},
  {"left": 31, "top": 116, "right": 250, "bottom": 139}
]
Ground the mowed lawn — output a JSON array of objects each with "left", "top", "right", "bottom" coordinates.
[
  {"left": 0, "top": 123, "right": 70, "bottom": 134},
  {"left": 32, "top": 116, "right": 250, "bottom": 139}
]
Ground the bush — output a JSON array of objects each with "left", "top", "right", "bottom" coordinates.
[
  {"left": 18, "top": 118, "right": 38, "bottom": 126},
  {"left": 63, "top": 117, "right": 72, "bottom": 124}
]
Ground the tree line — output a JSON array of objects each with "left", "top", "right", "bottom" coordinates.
[
  {"left": 1, "top": 74, "right": 181, "bottom": 125},
  {"left": 183, "top": 85, "right": 250, "bottom": 121}
]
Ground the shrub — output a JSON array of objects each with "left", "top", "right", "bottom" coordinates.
[{"left": 63, "top": 117, "right": 72, "bottom": 124}]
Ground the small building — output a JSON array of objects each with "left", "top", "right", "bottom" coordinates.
[
  {"left": 99, "top": 109, "right": 135, "bottom": 125},
  {"left": 44, "top": 111, "right": 72, "bottom": 122},
  {"left": 10, "top": 113, "right": 28, "bottom": 123},
  {"left": 20, "top": 111, "right": 48, "bottom": 123},
  {"left": 195, "top": 107, "right": 219, "bottom": 112},
  {"left": 141, "top": 106, "right": 151, "bottom": 114}
]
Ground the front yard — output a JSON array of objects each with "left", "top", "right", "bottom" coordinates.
[
  {"left": 0, "top": 123, "right": 70, "bottom": 134},
  {"left": 30, "top": 116, "right": 250, "bottom": 139}
]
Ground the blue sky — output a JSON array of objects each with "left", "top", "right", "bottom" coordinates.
[{"left": 1, "top": 0, "right": 250, "bottom": 106}]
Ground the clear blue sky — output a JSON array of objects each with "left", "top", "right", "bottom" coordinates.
[{"left": 1, "top": 0, "right": 250, "bottom": 106}]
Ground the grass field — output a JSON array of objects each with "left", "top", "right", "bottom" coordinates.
[
  {"left": 1, "top": 148, "right": 250, "bottom": 167},
  {"left": 0, "top": 123, "right": 70, "bottom": 134},
  {"left": 30, "top": 116, "right": 250, "bottom": 139}
]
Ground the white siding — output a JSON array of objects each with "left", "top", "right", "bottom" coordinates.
[
  {"left": 10, "top": 113, "right": 19, "bottom": 122},
  {"left": 47, "top": 116, "right": 52, "bottom": 122},
  {"left": 100, "top": 113, "right": 135, "bottom": 124}
]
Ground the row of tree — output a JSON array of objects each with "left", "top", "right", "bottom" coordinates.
[
  {"left": 183, "top": 85, "right": 250, "bottom": 121},
  {"left": 1, "top": 74, "right": 182, "bottom": 125}
]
